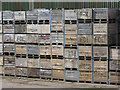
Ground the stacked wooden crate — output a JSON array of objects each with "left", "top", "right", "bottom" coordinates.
[
  {"left": 109, "top": 46, "right": 120, "bottom": 85},
  {"left": 1, "top": 8, "right": 119, "bottom": 85},
  {"left": 38, "top": 9, "right": 51, "bottom": 78},
  {"left": 51, "top": 9, "right": 64, "bottom": 80},
  {"left": 64, "top": 9, "right": 78, "bottom": 81},
  {"left": 78, "top": 9, "right": 93, "bottom": 82},
  {"left": 14, "top": 11, "right": 28, "bottom": 77},
  {"left": 27, "top": 10, "right": 39, "bottom": 78},
  {"left": 3, "top": 11, "right": 15, "bottom": 76},
  {"left": 93, "top": 8, "right": 117, "bottom": 83},
  {"left": 0, "top": 11, "right": 3, "bottom": 74}
]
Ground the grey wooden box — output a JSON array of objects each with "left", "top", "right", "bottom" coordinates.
[
  {"left": 4, "top": 44, "right": 15, "bottom": 52},
  {"left": 40, "top": 69, "right": 52, "bottom": 78},
  {"left": 15, "top": 24, "right": 27, "bottom": 33},
  {"left": 3, "top": 34, "right": 14, "bottom": 42},
  {"left": 15, "top": 57, "right": 27, "bottom": 67},
  {"left": 38, "top": 34, "right": 50, "bottom": 44},
  {"left": 27, "top": 34, "right": 38, "bottom": 43},
  {"left": 78, "top": 23, "right": 92, "bottom": 34},
  {"left": 15, "top": 34, "right": 26, "bottom": 43},
  {"left": 3, "top": 24, "right": 14, "bottom": 33},
  {"left": 27, "top": 45, "right": 39, "bottom": 55},
  {"left": 65, "top": 70, "right": 78, "bottom": 81},
  {"left": 3, "top": 11, "right": 14, "bottom": 20},
  {"left": 27, "top": 9, "right": 38, "bottom": 20},
  {"left": 38, "top": 9, "right": 50, "bottom": 20}
]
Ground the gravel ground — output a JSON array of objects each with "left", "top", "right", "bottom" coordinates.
[{"left": 1, "top": 76, "right": 119, "bottom": 88}]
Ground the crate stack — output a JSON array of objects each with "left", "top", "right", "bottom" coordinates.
[
  {"left": 109, "top": 46, "right": 120, "bottom": 85},
  {"left": 51, "top": 9, "right": 64, "bottom": 80},
  {"left": 14, "top": 11, "right": 28, "bottom": 77},
  {"left": 93, "top": 8, "right": 117, "bottom": 84},
  {"left": 0, "top": 11, "right": 3, "bottom": 75},
  {"left": 38, "top": 9, "right": 51, "bottom": 79},
  {"left": 1, "top": 8, "right": 120, "bottom": 85},
  {"left": 26, "top": 9, "right": 40, "bottom": 77},
  {"left": 77, "top": 8, "right": 93, "bottom": 83},
  {"left": 3, "top": 11, "right": 15, "bottom": 76},
  {"left": 109, "top": 9, "right": 120, "bottom": 85},
  {"left": 64, "top": 10, "right": 78, "bottom": 81}
]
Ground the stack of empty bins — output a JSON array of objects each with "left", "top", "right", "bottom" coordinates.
[
  {"left": 38, "top": 9, "right": 51, "bottom": 79},
  {"left": 3, "top": 11, "right": 15, "bottom": 76},
  {"left": 93, "top": 8, "right": 117, "bottom": 84},
  {"left": 0, "top": 11, "right": 3, "bottom": 75},
  {"left": 109, "top": 9, "right": 120, "bottom": 85},
  {"left": 26, "top": 9, "right": 39, "bottom": 77},
  {"left": 77, "top": 8, "right": 93, "bottom": 83},
  {"left": 109, "top": 46, "right": 120, "bottom": 85},
  {"left": 14, "top": 11, "right": 27, "bottom": 77},
  {"left": 51, "top": 9, "right": 64, "bottom": 80},
  {"left": 64, "top": 10, "right": 78, "bottom": 81}
]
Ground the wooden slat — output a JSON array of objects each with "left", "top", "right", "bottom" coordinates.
[
  {"left": 3, "top": 24, "right": 14, "bottom": 33},
  {"left": 15, "top": 57, "right": 27, "bottom": 67},
  {"left": 38, "top": 34, "right": 50, "bottom": 44},
  {"left": 78, "top": 9, "right": 92, "bottom": 19},
  {"left": 26, "top": 34, "right": 38, "bottom": 43},
  {"left": 79, "top": 71, "right": 92, "bottom": 81},
  {"left": 28, "top": 58, "right": 39, "bottom": 68},
  {"left": 79, "top": 46, "right": 91, "bottom": 57},
  {"left": 15, "top": 24, "right": 27, "bottom": 34},
  {"left": 16, "top": 45, "right": 26, "bottom": 55},
  {"left": 27, "top": 24, "right": 38, "bottom": 33},
  {"left": 110, "top": 72, "right": 120, "bottom": 83},
  {"left": 52, "top": 59, "right": 64, "bottom": 69},
  {"left": 15, "top": 34, "right": 26, "bottom": 43},
  {"left": 3, "top": 34, "right": 14, "bottom": 43},
  {"left": 65, "top": 24, "right": 77, "bottom": 34},
  {"left": 40, "top": 69, "right": 52, "bottom": 78},
  {"left": 94, "top": 71, "right": 107, "bottom": 82},
  {"left": 4, "top": 56, "right": 15, "bottom": 66},
  {"left": 4, "top": 44, "right": 15, "bottom": 53},
  {"left": 64, "top": 59, "right": 77, "bottom": 69},
  {"left": 78, "top": 23, "right": 92, "bottom": 34},
  {"left": 28, "top": 68, "right": 40, "bottom": 77},
  {"left": 94, "top": 61, "right": 107, "bottom": 71},
  {"left": 110, "top": 60, "right": 120, "bottom": 71},
  {"left": 94, "top": 46, "right": 108, "bottom": 58},
  {"left": 65, "top": 48, "right": 77, "bottom": 58},
  {"left": 4, "top": 66, "right": 15, "bottom": 75},
  {"left": 65, "top": 34, "right": 77, "bottom": 45},
  {"left": 38, "top": 9, "right": 50, "bottom": 20},
  {"left": 65, "top": 10, "right": 77, "bottom": 20},
  {"left": 78, "top": 35, "right": 92, "bottom": 44},
  {"left": 16, "top": 67, "right": 27, "bottom": 76},
  {"left": 52, "top": 45, "right": 63, "bottom": 56},
  {"left": 79, "top": 60, "right": 91, "bottom": 71},
  {"left": 27, "top": 45, "right": 39, "bottom": 55},
  {"left": 65, "top": 70, "right": 78, "bottom": 81},
  {"left": 40, "top": 45, "right": 51, "bottom": 55},
  {"left": 40, "top": 59, "right": 51, "bottom": 69},
  {"left": 52, "top": 69, "right": 64, "bottom": 79},
  {"left": 14, "top": 11, "right": 26, "bottom": 20},
  {"left": 38, "top": 25, "right": 50, "bottom": 34}
]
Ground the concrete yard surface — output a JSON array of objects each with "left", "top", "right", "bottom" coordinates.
[{"left": 1, "top": 76, "right": 119, "bottom": 88}]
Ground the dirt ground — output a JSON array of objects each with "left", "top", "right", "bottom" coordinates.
[{"left": 1, "top": 76, "right": 119, "bottom": 88}]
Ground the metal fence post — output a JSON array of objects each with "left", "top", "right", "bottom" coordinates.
[
  {"left": 76, "top": 9, "right": 79, "bottom": 83},
  {"left": 91, "top": 8, "right": 95, "bottom": 84},
  {"left": 62, "top": 8, "right": 66, "bottom": 82}
]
